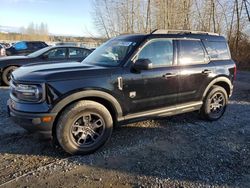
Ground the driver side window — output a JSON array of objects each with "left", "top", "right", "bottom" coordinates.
[
  {"left": 138, "top": 39, "right": 173, "bottom": 68},
  {"left": 44, "top": 48, "right": 67, "bottom": 59}
]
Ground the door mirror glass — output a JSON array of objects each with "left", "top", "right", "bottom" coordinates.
[{"left": 134, "top": 59, "right": 153, "bottom": 71}]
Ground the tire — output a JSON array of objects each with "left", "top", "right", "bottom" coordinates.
[
  {"left": 2, "top": 66, "right": 18, "bottom": 86},
  {"left": 200, "top": 85, "right": 228, "bottom": 121},
  {"left": 56, "top": 100, "right": 113, "bottom": 155}
]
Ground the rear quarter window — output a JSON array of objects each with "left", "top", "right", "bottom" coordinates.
[{"left": 203, "top": 41, "right": 231, "bottom": 60}]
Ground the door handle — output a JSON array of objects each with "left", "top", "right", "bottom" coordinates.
[
  {"left": 163, "top": 73, "right": 177, "bottom": 78},
  {"left": 202, "top": 69, "right": 212, "bottom": 74}
]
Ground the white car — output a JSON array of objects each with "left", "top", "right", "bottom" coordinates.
[{"left": 0, "top": 44, "right": 6, "bottom": 57}]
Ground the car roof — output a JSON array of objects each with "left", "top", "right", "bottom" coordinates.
[
  {"left": 15, "top": 41, "right": 46, "bottom": 43},
  {"left": 50, "top": 45, "right": 90, "bottom": 49}
]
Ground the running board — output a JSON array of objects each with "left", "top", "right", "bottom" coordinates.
[{"left": 120, "top": 101, "right": 203, "bottom": 121}]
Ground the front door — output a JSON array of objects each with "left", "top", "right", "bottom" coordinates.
[{"left": 123, "top": 39, "right": 179, "bottom": 114}]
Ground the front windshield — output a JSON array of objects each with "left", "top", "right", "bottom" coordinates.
[
  {"left": 83, "top": 39, "right": 137, "bottom": 66},
  {"left": 27, "top": 46, "right": 51, "bottom": 57}
]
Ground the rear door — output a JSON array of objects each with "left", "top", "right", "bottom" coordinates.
[{"left": 176, "top": 39, "right": 216, "bottom": 104}]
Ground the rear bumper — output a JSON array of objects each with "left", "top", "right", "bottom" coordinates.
[{"left": 7, "top": 99, "right": 57, "bottom": 137}]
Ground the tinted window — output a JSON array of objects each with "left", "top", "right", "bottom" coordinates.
[
  {"left": 27, "top": 42, "right": 46, "bottom": 50},
  {"left": 138, "top": 39, "right": 173, "bottom": 67},
  {"left": 69, "top": 48, "right": 91, "bottom": 58},
  {"left": 203, "top": 41, "right": 230, "bottom": 60},
  {"left": 179, "top": 40, "right": 205, "bottom": 65},
  {"left": 45, "top": 48, "right": 67, "bottom": 59},
  {"left": 14, "top": 42, "right": 27, "bottom": 50}
]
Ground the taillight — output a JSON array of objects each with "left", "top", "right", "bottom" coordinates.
[{"left": 234, "top": 64, "right": 237, "bottom": 81}]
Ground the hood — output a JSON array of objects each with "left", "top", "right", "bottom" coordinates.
[
  {"left": 0, "top": 55, "right": 28, "bottom": 61},
  {"left": 12, "top": 62, "right": 112, "bottom": 82}
]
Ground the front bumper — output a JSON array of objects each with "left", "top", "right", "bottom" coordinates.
[{"left": 7, "top": 99, "right": 57, "bottom": 137}]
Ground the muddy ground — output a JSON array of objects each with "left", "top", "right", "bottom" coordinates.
[{"left": 0, "top": 72, "right": 249, "bottom": 188}]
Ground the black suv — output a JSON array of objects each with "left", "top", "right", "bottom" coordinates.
[
  {"left": 6, "top": 41, "right": 48, "bottom": 56},
  {"left": 8, "top": 30, "right": 236, "bottom": 155}
]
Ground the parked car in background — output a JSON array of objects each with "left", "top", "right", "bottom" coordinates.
[
  {"left": 0, "top": 42, "right": 11, "bottom": 48},
  {"left": 0, "top": 44, "right": 6, "bottom": 57},
  {"left": 55, "top": 42, "right": 78, "bottom": 46},
  {"left": 0, "top": 46, "right": 92, "bottom": 85},
  {"left": 5, "top": 41, "right": 48, "bottom": 56}
]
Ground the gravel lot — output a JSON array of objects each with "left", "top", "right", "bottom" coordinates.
[{"left": 0, "top": 72, "right": 250, "bottom": 188}]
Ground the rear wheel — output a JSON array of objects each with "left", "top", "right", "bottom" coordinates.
[
  {"left": 200, "top": 85, "right": 228, "bottom": 121},
  {"left": 56, "top": 100, "right": 113, "bottom": 155},
  {"left": 2, "top": 66, "right": 18, "bottom": 86}
]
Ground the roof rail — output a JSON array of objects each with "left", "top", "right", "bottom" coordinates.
[{"left": 152, "top": 29, "right": 220, "bottom": 36}]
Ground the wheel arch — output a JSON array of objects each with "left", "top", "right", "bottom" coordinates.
[
  {"left": 3, "top": 65, "right": 20, "bottom": 70},
  {"left": 51, "top": 90, "right": 123, "bottom": 138},
  {"left": 202, "top": 77, "right": 233, "bottom": 99}
]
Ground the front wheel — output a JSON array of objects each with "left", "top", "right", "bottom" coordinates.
[
  {"left": 2, "top": 66, "right": 18, "bottom": 86},
  {"left": 56, "top": 100, "right": 113, "bottom": 155},
  {"left": 200, "top": 85, "right": 228, "bottom": 121}
]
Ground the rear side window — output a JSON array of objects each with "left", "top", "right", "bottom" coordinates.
[
  {"left": 179, "top": 40, "right": 205, "bottom": 65},
  {"left": 203, "top": 41, "right": 230, "bottom": 60},
  {"left": 28, "top": 42, "right": 46, "bottom": 50},
  {"left": 138, "top": 39, "right": 173, "bottom": 67},
  {"left": 69, "top": 48, "right": 91, "bottom": 58}
]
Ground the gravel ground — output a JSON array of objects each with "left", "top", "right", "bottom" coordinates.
[{"left": 0, "top": 72, "right": 249, "bottom": 188}]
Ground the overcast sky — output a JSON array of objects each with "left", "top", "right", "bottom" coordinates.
[{"left": 0, "top": 0, "right": 98, "bottom": 36}]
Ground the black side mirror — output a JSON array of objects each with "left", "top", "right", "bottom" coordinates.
[{"left": 133, "top": 59, "right": 153, "bottom": 71}]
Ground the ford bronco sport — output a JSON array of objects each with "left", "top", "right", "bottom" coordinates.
[{"left": 8, "top": 30, "right": 236, "bottom": 155}]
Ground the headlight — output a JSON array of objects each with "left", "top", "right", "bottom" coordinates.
[{"left": 10, "top": 81, "right": 44, "bottom": 102}]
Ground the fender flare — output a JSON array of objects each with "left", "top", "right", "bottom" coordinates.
[
  {"left": 51, "top": 90, "right": 123, "bottom": 119},
  {"left": 202, "top": 76, "right": 233, "bottom": 99}
]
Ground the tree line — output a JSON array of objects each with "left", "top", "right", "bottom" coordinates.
[
  {"left": 0, "top": 22, "right": 49, "bottom": 41},
  {"left": 92, "top": 0, "right": 250, "bottom": 70}
]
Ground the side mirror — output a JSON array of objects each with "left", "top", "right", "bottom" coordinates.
[{"left": 133, "top": 59, "right": 153, "bottom": 71}]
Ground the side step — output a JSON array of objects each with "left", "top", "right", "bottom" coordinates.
[{"left": 122, "top": 101, "right": 203, "bottom": 121}]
